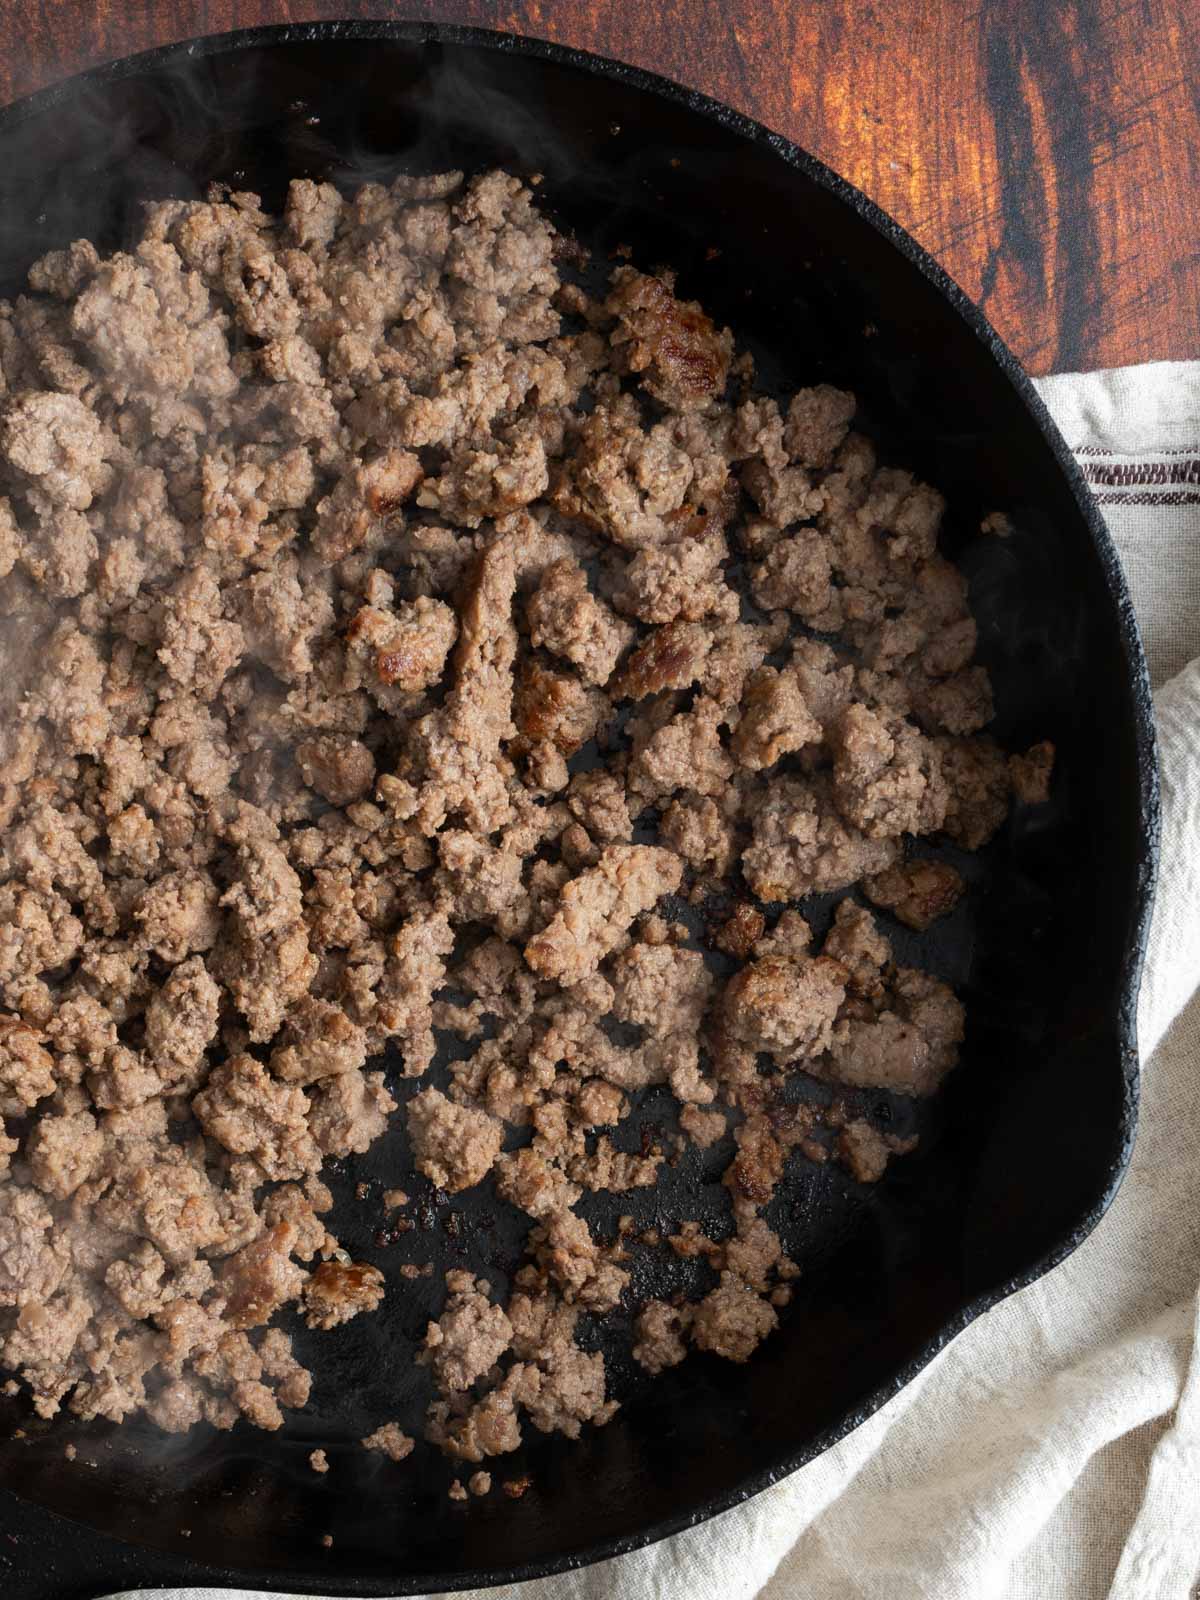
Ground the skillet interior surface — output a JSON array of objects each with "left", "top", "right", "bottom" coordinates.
[{"left": 0, "top": 24, "right": 1156, "bottom": 1597}]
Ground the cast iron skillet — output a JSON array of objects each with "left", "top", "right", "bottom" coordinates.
[{"left": 0, "top": 21, "right": 1158, "bottom": 1599}]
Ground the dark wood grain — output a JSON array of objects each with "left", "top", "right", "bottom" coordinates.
[{"left": 0, "top": 0, "right": 1195, "bottom": 376}]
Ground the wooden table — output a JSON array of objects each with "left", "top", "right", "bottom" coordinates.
[{"left": 0, "top": 0, "right": 1194, "bottom": 378}]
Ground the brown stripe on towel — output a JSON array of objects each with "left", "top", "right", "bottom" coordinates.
[
  {"left": 1083, "top": 460, "right": 1200, "bottom": 487},
  {"left": 1093, "top": 491, "right": 1200, "bottom": 505}
]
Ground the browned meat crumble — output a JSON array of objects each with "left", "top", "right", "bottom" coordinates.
[
  {"left": 0, "top": 167, "right": 1051, "bottom": 1465},
  {"left": 361, "top": 1420, "right": 415, "bottom": 1461}
]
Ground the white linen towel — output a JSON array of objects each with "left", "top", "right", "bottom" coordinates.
[{"left": 105, "top": 360, "right": 1200, "bottom": 1600}]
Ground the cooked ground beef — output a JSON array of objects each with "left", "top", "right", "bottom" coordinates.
[
  {"left": 361, "top": 1420, "right": 415, "bottom": 1461},
  {"left": 0, "top": 166, "right": 1050, "bottom": 1468},
  {"left": 864, "top": 858, "right": 966, "bottom": 931}
]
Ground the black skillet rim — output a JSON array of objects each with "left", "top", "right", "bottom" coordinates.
[{"left": 0, "top": 19, "right": 1160, "bottom": 1596}]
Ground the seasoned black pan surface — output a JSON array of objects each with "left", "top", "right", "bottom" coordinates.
[{"left": 0, "top": 23, "right": 1156, "bottom": 1599}]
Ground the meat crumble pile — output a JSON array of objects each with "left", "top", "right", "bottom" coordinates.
[{"left": 0, "top": 169, "right": 1051, "bottom": 1464}]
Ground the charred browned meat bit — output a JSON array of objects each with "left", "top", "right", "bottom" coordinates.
[{"left": 864, "top": 859, "right": 966, "bottom": 931}]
